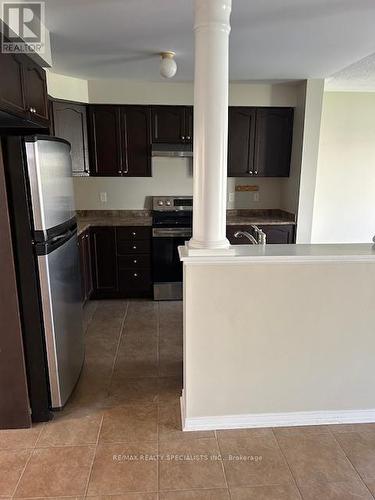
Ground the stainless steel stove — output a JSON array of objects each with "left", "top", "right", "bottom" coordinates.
[{"left": 152, "top": 196, "right": 193, "bottom": 300}]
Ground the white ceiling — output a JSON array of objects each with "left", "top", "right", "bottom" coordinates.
[
  {"left": 44, "top": 0, "right": 375, "bottom": 83},
  {"left": 326, "top": 53, "right": 375, "bottom": 91}
]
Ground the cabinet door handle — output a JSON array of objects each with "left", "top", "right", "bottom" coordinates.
[
  {"left": 186, "top": 136, "right": 191, "bottom": 140},
  {"left": 133, "top": 245, "right": 137, "bottom": 250},
  {"left": 249, "top": 171, "right": 253, "bottom": 175},
  {"left": 132, "top": 232, "right": 136, "bottom": 236},
  {"left": 181, "top": 136, "right": 185, "bottom": 141},
  {"left": 118, "top": 170, "right": 122, "bottom": 174},
  {"left": 133, "top": 259, "right": 137, "bottom": 264},
  {"left": 124, "top": 153, "right": 129, "bottom": 174},
  {"left": 254, "top": 170, "right": 258, "bottom": 175},
  {"left": 133, "top": 273, "right": 138, "bottom": 278}
]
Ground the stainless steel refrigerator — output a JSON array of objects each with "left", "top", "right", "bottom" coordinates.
[{"left": 2, "top": 135, "right": 84, "bottom": 418}]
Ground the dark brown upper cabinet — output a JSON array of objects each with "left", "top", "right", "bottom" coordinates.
[
  {"left": 185, "top": 106, "right": 193, "bottom": 144},
  {"left": 228, "top": 106, "right": 294, "bottom": 178},
  {"left": 0, "top": 54, "right": 26, "bottom": 118},
  {"left": 119, "top": 106, "right": 151, "bottom": 177},
  {"left": 151, "top": 105, "right": 193, "bottom": 144},
  {"left": 228, "top": 107, "right": 256, "bottom": 177},
  {"left": 23, "top": 58, "right": 49, "bottom": 126},
  {"left": 0, "top": 53, "right": 49, "bottom": 127},
  {"left": 88, "top": 105, "right": 122, "bottom": 176},
  {"left": 52, "top": 101, "right": 89, "bottom": 176},
  {"left": 88, "top": 105, "right": 151, "bottom": 177},
  {"left": 254, "top": 108, "right": 294, "bottom": 177}
]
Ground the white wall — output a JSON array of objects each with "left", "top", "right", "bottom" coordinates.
[
  {"left": 182, "top": 259, "right": 375, "bottom": 426},
  {"left": 74, "top": 158, "right": 192, "bottom": 210},
  {"left": 46, "top": 71, "right": 89, "bottom": 103},
  {"left": 312, "top": 92, "right": 375, "bottom": 243},
  {"left": 74, "top": 159, "right": 285, "bottom": 210},
  {"left": 293, "top": 79, "right": 325, "bottom": 243},
  {"left": 88, "top": 79, "right": 298, "bottom": 107},
  {"left": 280, "top": 81, "right": 306, "bottom": 215}
]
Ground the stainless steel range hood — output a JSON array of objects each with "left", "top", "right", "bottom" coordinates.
[{"left": 151, "top": 143, "right": 193, "bottom": 158}]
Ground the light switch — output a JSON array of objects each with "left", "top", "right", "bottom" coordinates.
[
  {"left": 100, "top": 192, "right": 107, "bottom": 203},
  {"left": 253, "top": 192, "right": 260, "bottom": 202},
  {"left": 228, "top": 192, "right": 235, "bottom": 203}
]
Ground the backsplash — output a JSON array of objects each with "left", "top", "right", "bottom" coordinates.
[{"left": 74, "top": 157, "right": 284, "bottom": 210}]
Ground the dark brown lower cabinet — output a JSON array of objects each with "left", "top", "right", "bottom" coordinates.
[
  {"left": 257, "top": 224, "right": 295, "bottom": 244},
  {"left": 227, "top": 224, "right": 295, "bottom": 245},
  {"left": 78, "top": 230, "right": 93, "bottom": 303},
  {"left": 117, "top": 227, "right": 152, "bottom": 298},
  {"left": 89, "top": 226, "right": 152, "bottom": 299},
  {"left": 90, "top": 227, "right": 119, "bottom": 298}
]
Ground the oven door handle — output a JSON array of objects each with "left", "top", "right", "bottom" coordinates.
[{"left": 152, "top": 228, "right": 192, "bottom": 238}]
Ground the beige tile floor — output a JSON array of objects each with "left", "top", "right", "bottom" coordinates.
[{"left": 1, "top": 299, "right": 375, "bottom": 499}]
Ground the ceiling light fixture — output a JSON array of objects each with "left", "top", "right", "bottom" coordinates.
[{"left": 160, "top": 51, "right": 177, "bottom": 79}]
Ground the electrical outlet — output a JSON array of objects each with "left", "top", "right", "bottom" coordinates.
[
  {"left": 100, "top": 192, "right": 107, "bottom": 203},
  {"left": 228, "top": 192, "right": 235, "bottom": 203},
  {"left": 235, "top": 185, "right": 259, "bottom": 192}
]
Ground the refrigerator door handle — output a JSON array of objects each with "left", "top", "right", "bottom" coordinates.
[{"left": 51, "top": 231, "right": 72, "bottom": 243}]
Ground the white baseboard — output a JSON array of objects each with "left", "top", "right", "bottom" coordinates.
[
  {"left": 180, "top": 390, "right": 186, "bottom": 429},
  {"left": 181, "top": 407, "right": 375, "bottom": 432}
]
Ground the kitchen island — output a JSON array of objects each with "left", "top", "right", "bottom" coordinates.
[{"left": 179, "top": 243, "right": 375, "bottom": 431}]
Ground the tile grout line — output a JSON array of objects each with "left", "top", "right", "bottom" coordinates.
[
  {"left": 108, "top": 300, "right": 130, "bottom": 388},
  {"left": 156, "top": 300, "right": 160, "bottom": 378},
  {"left": 83, "top": 301, "right": 99, "bottom": 335},
  {"left": 29, "top": 422, "right": 45, "bottom": 449},
  {"left": 156, "top": 300, "right": 161, "bottom": 495},
  {"left": 83, "top": 414, "right": 104, "bottom": 498},
  {"left": 214, "top": 430, "right": 232, "bottom": 499},
  {"left": 90, "top": 301, "right": 99, "bottom": 327},
  {"left": 11, "top": 453, "right": 33, "bottom": 498},
  {"left": 159, "top": 486, "right": 232, "bottom": 495},
  {"left": 328, "top": 428, "right": 375, "bottom": 499},
  {"left": 271, "top": 429, "right": 304, "bottom": 500},
  {"left": 10, "top": 426, "right": 43, "bottom": 499}
]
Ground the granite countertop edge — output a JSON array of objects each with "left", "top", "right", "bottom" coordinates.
[{"left": 76, "top": 209, "right": 296, "bottom": 235}]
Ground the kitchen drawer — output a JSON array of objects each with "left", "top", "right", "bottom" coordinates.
[
  {"left": 116, "top": 226, "right": 151, "bottom": 241},
  {"left": 117, "top": 239, "right": 151, "bottom": 255},
  {"left": 118, "top": 254, "right": 151, "bottom": 270},
  {"left": 119, "top": 269, "right": 152, "bottom": 296}
]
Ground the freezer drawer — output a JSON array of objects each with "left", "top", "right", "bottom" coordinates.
[
  {"left": 37, "top": 231, "right": 84, "bottom": 408},
  {"left": 26, "top": 137, "right": 76, "bottom": 235}
]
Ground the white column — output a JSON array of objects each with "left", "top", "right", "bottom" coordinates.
[{"left": 188, "top": 0, "right": 233, "bottom": 254}]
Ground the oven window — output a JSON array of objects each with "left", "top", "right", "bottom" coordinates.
[{"left": 152, "top": 236, "right": 187, "bottom": 283}]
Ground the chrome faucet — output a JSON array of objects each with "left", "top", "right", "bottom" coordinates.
[{"left": 234, "top": 225, "right": 267, "bottom": 245}]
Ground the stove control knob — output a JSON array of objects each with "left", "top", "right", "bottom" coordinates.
[
  {"left": 166, "top": 200, "right": 171, "bottom": 206},
  {"left": 157, "top": 200, "right": 164, "bottom": 206}
]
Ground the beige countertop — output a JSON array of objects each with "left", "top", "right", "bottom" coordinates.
[
  {"left": 77, "top": 210, "right": 152, "bottom": 235},
  {"left": 225, "top": 209, "right": 296, "bottom": 226},
  {"left": 76, "top": 209, "right": 296, "bottom": 235}
]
